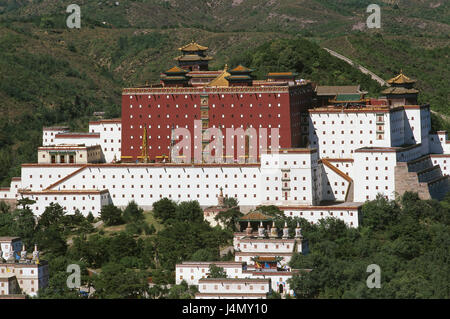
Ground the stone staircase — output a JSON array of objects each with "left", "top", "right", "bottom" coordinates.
[{"left": 395, "top": 155, "right": 449, "bottom": 200}]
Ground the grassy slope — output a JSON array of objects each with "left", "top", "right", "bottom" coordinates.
[{"left": 320, "top": 34, "right": 450, "bottom": 114}]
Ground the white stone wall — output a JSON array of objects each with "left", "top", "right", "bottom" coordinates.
[
  {"left": 395, "top": 144, "right": 426, "bottom": 163},
  {"left": 430, "top": 132, "right": 450, "bottom": 155},
  {"left": 246, "top": 272, "right": 295, "bottom": 295},
  {"left": 260, "top": 151, "right": 321, "bottom": 206},
  {"left": 390, "top": 109, "right": 406, "bottom": 147},
  {"left": 430, "top": 155, "right": 450, "bottom": 177},
  {"left": 309, "top": 112, "right": 385, "bottom": 159},
  {"left": 321, "top": 162, "right": 351, "bottom": 202},
  {"left": 42, "top": 128, "right": 69, "bottom": 146},
  {"left": 41, "top": 164, "right": 262, "bottom": 209},
  {"left": 282, "top": 206, "right": 360, "bottom": 227},
  {"left": 175, "top": 262, "right": 244, "bottom": 285},
  {"left": 89, "top": 121, "right": 122, "bottom": 163},
  {"left": 353, "top": 150, "right": 397, "bottom": 202},
  {"left": 0, "top": 263, "right": 48, "bottom": 297},
  {"left": 53, "top": 135, "right": 100, "bottom": 147},
  {"left": 37, "top": 146, "right": 102, "bottom": 164},
  {"left": 21, "top": 191, "right": 109, "bottom": 216},
  {"left": 234, "top": 239, "right": 295, "bottom": 254},
  {"left": 20, "top": 165, "right": 84, "bottom": 191},
  {"left": 0, "top": 240, "right": 22, "bottom": 256},
  {"left": 198, "top": 279, "right": 270, "bottom": 295}
]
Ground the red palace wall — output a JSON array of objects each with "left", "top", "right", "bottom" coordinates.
[{"left": 121, "top": 85, "right": 312, "bottom": 162}]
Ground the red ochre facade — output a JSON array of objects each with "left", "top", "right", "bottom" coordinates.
[{"left": 121, "top": 85, "right": 312, "bottom": 163}]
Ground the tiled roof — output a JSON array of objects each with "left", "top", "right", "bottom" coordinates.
[
  {"left": 267, "top": 72, "right": 298, "bottom": 78},
  {"left": 381, "top": 87, "right": 419, "bottom": 95},
  {"left": 229, "top": 65, "right": 253, "bottom": 73},
  {"left": 239, "top": 211, "right": 273, "bottom": 222},
  {"left": 315, "top": 85, "right": 361, "bottom": 96},
  {"left": 179, "top": 42, "right": 208, "bottom": 51},
  {"left": 164, "top": 66, "right": 188, "bottom": 74},
  {"left": 387, "top": 72, "right": 416, "bottom": 84}
]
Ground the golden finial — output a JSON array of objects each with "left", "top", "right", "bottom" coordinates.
[
  {"left": 224, "top": 64, "right": 228, "bottom": 71},
  {"left": 141, "top": 125, "right": 149, "bottom": 163}
]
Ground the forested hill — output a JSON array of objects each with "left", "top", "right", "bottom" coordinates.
[
  {"left": 1, "top": 0, "right": 449, "bottom": 35},
  {"left": 0, "top": 0, "right": 448, "bottom": 186}
]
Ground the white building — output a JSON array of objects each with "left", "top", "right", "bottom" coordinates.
[
  {"left": 41, "top": 119, "right": 122, "bottom": 163},
  {"left": 0, "top": 241, "right": 49, "bottom": 297},
  {"left": 38, "top": 145, "right": 103, "bottom": 164},
  {"left": 1, "top": 74, "right": 449, "bottom": 224},
  {"left": 195, "top": 278, "right": 271, "bottom": 299}
]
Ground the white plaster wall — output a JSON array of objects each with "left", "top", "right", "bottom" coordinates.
[
  {"left": 89, "top": 122, "right": 122, "bottom": 163},
  {"left": 353, "top": 151, "right": 397, "bottom": 202},
  {"left": 282, "top": 208, "right": 359, "bottom": 227}
]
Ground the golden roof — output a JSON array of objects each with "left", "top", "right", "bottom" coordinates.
[
  {"left": 207, "top": 67, "right": 230, "bottom": 87},
  {"left": 239, "top": 211, "right": 273, "bottom": 221},
  {"left": 230, "top": 65, "right": 253, "bottom": 73},
  {"left": 164, "top": 66, "right": 187, "bottom": 74},
  {"left": 382, "top": 87, "right": 419, "bottom": 95},
  {"left": 179, "top": 42, "right": 208, "bottom": 51},
  {"left": 387, "top": 71, "right": 416, "bottom": 84}
]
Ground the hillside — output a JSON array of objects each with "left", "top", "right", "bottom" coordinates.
[
  {"left": 320, "top": 33, "right": 449, "bottom": 115},
  {"left": 1, "top": 0, "right": 448, "bottom": 36},
  {"left": 0, "top": 0, "right": 448, "bottom": 186}
]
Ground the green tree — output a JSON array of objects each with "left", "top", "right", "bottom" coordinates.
[
  {"left": 190, "top": 248, "right": 217, "bottom": 262},
  {"left": 361, "top": 194, "right": 400, "bottom": 230},
  {"left": 175, "top": 201, "right": 203, "bottom": 223},
  {"left": 167, "top": 280, "right": 198, "bottom": 299},
  {"left": 215, "top": 207, "right": 243, "bottom": 231},
  {"left": 93, "top": 263, "right": 149, "bottom": 299},
  {"left": 37, "top": 203, "right": 66, "bottom": 231},
  {"left": 17, "top": 197, "right": 36, "bottom": 210},
  {"left": 256, "top": 205, "right": 285, "bottom": 218},
  {"left": 100, "top": 204, "right": 124, "bottom": 226},
  {"left": 223, "top": 197, "right": 238, "bottom": 208},
  {"left": 152, "top": 197, "right": 177, "bottom": 223},
  {"left": 122, "top": 201, "right": 145, "bottom": 224},
  {"left": 10, "top": 208, "right": 36, "bottom": 247},
  {"left": 208, "top": 264, "right": 227, "bottom": 278}
]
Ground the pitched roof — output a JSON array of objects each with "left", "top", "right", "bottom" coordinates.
[
  {"left": 332, "top": 93, "right": 364, "bottom": 102},
  {"left": 239, "top": 211, "right": 273, "bottom": 222},
  {"left": 179, "top": 42, "right": 208, "bottom": 51},
  {"left": 382, "top": 87, "right": 419, "bottom": 95},
  {"left": 226, "top": 75, "right": 252, "bottom": 80},
  {"left": 229, "top": 65, "right": 253, "bottom": 73},
  {"left": 206, "top": 67, "right": 231, "bottom": 87},
  {"left": 267, "top": 72, "right": 298, "bottom": 78},
  {"left": 387, "top": 72, "right": 416, "bottom": 84},
  {"left": 315, "top": 85, "right": 361, "bottom": 96},
  {"left": 164, "top": 66, "right": 187, "bottom": 74}
]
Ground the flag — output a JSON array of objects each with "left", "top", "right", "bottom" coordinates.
[{"left": 255, "top": 261, "right": 261, "bottom": 268}]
